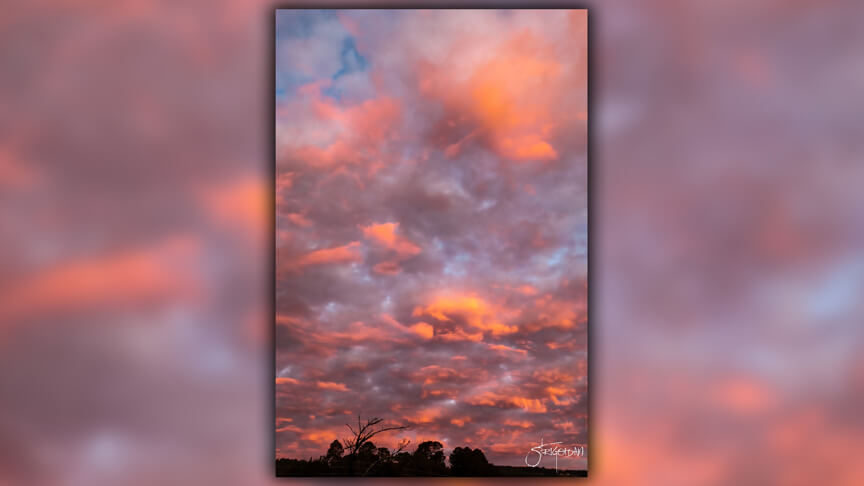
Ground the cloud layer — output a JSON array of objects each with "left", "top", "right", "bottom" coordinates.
[{"left": 276, "top": 9, "right": 588, "bottom": 468}]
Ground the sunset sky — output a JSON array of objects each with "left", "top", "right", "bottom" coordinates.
[
  {"left": 6, "top": 2, "right": 864, "bottom": 484},
  {"left": 275, "top": 9, "right": 587, "bottom": 469}
]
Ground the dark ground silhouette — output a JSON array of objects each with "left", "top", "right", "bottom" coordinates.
[{"left": 275, "top": 439, "right": 587, "bottom": 477}]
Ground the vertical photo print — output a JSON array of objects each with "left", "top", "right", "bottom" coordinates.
[{"left": 275, "top": 9, "right": 588, "bottom": 477}]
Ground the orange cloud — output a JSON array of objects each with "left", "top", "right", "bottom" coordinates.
[
  {"left": 412, "top": 294, "right": 517, "bottom": 335},
  {"left": 276, "top": 377, "right": 300, "bottom": 385},
  {"left": 373, "top": 260, "right": 402, "bottom": 275},
  {"left": 530, "top": 293, "right": 587, "bottom": 331},
  {"left": 287, "top": 318, "right": 409, "bottom": 350},
  {"left": 381, "top": 314, "right": 483, "bottom": 344},
  {"left": 301, "top": 429, "right": 341, "bottom": 443},
  {"left": 378, "top": 314, "right": 435, "bottom": 341},
  {"left": 489, "top": 442, "right": 527, "bottom": 455},
  {"left": 547, "top": 386, "right": 578, "bottom": 406},
  {"left": 467, "top": 391, "right": 547, "bottom": 413},
  {"left": 546, "top": 340, "right": 577, "bottom": 350},
  {"left": 293, "top": 241, "right": 362, "bottom": 268},
  {"left": 361, "top": 222, "right": 421, "bottom": 257},
  {"left": 497, "top": 135, "right": 557, "bottom": 160},
  {"left": 532, "top": 368, "right": 578, "bottom": 385},
  {"left": 531, "top": 368, "right": 584, "bottom": 405},
  {"left": 487, "top": 343, "right": 528, "bottom": 356},
  {"left": 505, "top": 419, "right": 533, "bottom": 429},
  {"left": 436, "top": 327, "right": 483, "bottom": 342},
  {"left": 451, "top": 417, "right": 472, "bottom": 427},
  {"left": 421, "top": 389, "right": 458, "bottom": 400},
  {"left": 410, "top": 321, "right": 435, "bottom": 339},
  {"left": 509, "top": 396, "right": 548, "bottom": 413},
  {"left": 316, "top": 381, "right": 349, "bottom": 392},
  {"left": 403, "top": 407, "right": 442, "bottom": 424},
  {"left": 554, "top": 421, "right": 580, "bottom": 434},
  {"left": 275, "top": 418, "right": 301, "bottom": 435},
  {"left": 419, "top": 29, "right": 583, "bottom": 163},
  {"left": 414, "top": 365, "right": 468, "bottom": 385}
]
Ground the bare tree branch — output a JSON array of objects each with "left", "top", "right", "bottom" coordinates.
[
  {"left": 343, "top": 416, "right": 409, "bottom": 456},
  {"left": 362, "top": 438, "right": 410, "bottom": 477}
]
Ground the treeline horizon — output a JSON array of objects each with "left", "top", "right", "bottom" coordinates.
[{"left": 275, "top": 438, "right": 586, "bottom": 477}]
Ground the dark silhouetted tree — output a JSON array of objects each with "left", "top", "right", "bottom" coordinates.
[
  {"left": 342, "top": 415, "right": 409, "bottom": 476},
  {"left": 376, "top": 447, "right": 390, "bottom": 461},
  {"left": 324, "top": 439, "right": 346, "bottom": 473},
  {"left": 449, "top": 446, "right": 492, "bottom": 476},
  {"left": 352, "top": 441, "right": 378, "bottom": 475},
  {"left": 413, "top": 440, "right": 447, "bottom": 475},
  {"left": 326, "top": 440, "right": 343, "bottom": 462},
  {"left": 343, "top": 415, "right": 408, "bottom": 455},
  {"left": 392, "top": 450, "right": 415, "bottom": 475},
  {"left": 362, "top": 437, "right": 410, "bottom": 476}
]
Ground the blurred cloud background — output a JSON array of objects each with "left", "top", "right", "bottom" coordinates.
[{"left": 1, "top": 1, "right": 863, "bottom": 485}]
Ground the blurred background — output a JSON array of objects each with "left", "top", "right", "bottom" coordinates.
[{"left": 2, "top": 0, "right": 863, "bottom": 485}]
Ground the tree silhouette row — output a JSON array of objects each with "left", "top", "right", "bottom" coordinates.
[{"left": 277, "top": 439, "right": 493, "bottom": 476}]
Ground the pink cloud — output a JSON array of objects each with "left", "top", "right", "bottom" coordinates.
[
  {"left": 361, "top": 222, "right": 421, "bottom": 257},
  {"left": 290, "top": 241, "right": 363, "bottom": 269}
]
